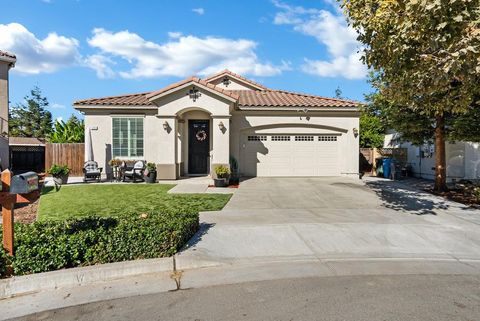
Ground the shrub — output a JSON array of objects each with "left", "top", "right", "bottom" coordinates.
[
  {"left": 47, "top": 164, "right": 70, "bottom": 177},
  {"left": 11, "top": 211, "right": 199, "bottom": 276},
  {"left": 146, "top": 162, "right": 157, "bottom": 172},
  {"left": 214, "top": 165, "right": 230, "bottom": 178},
  {"left": 0, "top": 230, "right": 7, "bottom": 278}
]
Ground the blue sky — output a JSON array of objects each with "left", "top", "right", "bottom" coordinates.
[{"left": 0, "top": 0, "right": 372, "bottom": 121}]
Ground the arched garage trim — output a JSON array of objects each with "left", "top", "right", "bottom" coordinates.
[{"left": 239, "top": 123, "right": 348, "bottom": 133}]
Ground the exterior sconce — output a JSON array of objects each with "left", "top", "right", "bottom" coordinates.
[
  {"left": 218, "top": 121, "right": 225, "bottom": 130},
  {"left": 353, "top": 127, "right": 359, "bottom": 137},
  {"left": 163, "top": 121, "right": 169, "bottom": 131}
]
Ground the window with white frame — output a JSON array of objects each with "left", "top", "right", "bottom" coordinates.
[{"left": 112, "top": 117, "right": 144, "bottom": 158}]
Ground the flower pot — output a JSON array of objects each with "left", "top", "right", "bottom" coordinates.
[
  {"left": 145, "top": 171, "right": 157, "bottom": 183},
  {"left": 53, "top": 174, "right": 69, "bottom": 185},
  {"left": 214, "top": 178, "right": 228, "bottom": 187}
]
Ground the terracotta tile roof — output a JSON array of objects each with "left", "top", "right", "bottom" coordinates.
[
  {"left": 73, "top": 74, "right": 358, "bottom": 109},
  {"left": 230, "top": 90, "right": 358, "bottom": 108},
  {"left": 146, "top": 76, "right": 239, "bottom": 100},
  {"left": 203, "top": 69, "right": 268, "bottom": 90},
  {"left": 0, "top": 50, "right": 16, "bottom": 60},
  {"left": 0, "top": 50, "right": 16, "bottom": 65},
  {"left": 73, "top": 91, "right": 155, "bottom": 106},
  {"left": 9, "top": 137, "right": 45, "bottom": 146}
]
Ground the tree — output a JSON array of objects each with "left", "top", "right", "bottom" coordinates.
[
  {"left": 9, "top": 86, "right": 53, "bottom": 138},
  {"left": 47, "top": 115, "right": 85, "bottom": 143},
  {"left": 359, "top": 111, "right": 385, "bottom": 148},
  {"left": 366, "top": 76, "right": 480, "bottom": 147},
  {"left": 342, "top": 0, "right": 480, "bottom": 191}
]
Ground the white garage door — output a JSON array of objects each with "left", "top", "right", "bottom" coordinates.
[{"left": 242, "top": 134, "right": 340, "bottom": 177}]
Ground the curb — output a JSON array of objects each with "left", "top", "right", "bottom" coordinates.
[{"left": 0, "top": 257, "right": 173, "bottom": 299}]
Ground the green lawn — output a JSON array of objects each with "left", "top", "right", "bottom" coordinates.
[{"left": 37, "top": 184, "right": 231, "bottom": 221}]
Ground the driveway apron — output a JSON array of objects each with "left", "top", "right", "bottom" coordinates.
[{"left": 177, "top": 177, "right": 480, "bottom": 267}]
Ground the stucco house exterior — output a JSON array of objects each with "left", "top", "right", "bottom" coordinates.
[
  {"left": 0, "top": 50, "right": 17, "bottom": 171},
  {"left": 74, "top": 70, "right": 360, "bottom": 180}
]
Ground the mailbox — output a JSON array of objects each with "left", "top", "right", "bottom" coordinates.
[{"left": 10, "top": 172, "right": 39, "bottom": 194}]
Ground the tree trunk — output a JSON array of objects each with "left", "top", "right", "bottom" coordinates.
[{"left": 434, "top": 115, "right": 448, "bottom": 192}]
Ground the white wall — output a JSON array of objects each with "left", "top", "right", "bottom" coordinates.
[
  {"left": 401, "top": 141, "right": 480, "bottom": 180},
  {"left": 84, "top": 109, "right": 160, "bottom": 176}
]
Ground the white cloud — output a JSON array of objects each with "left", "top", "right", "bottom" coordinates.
[
  {"left": 272, "top": 1, "right": 367, "bottom": 79},
  {"left": 302, "top": 53, "right": 366, "bottom": 79},
  {"left": 0, "top": 23, "right": 80, "bottom": 74},
  {"left": 192, "top": 8, "right": 205, "bottom": 15},
  {"left": 84, "top": 54, "right": 116, "bottom": 79},
  {"left": 51, "top": 103, "right": 66, "bottom": 109},
  {"left": 87, "top": 28, "right": 286, "bottom": 79},
  {"left": 168, "top": 31, "right": 182, "bottom": 39}
]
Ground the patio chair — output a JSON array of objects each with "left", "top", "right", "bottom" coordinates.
[
  {"left": 83, "top": 161, "right": 103, "bottom": 182},
  {"left": 122, "top": 160, "right": 146, "bottom": 183}
]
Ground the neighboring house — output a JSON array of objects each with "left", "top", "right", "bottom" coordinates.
[
  {"left": 384, "top": 132, "right": 480, "bottom": 181},
  {"left": 0, "top": 50, "right": 16, "bottom": 170},
  {"left": 74, "top": 70, "right": 360, "bottom": 179},
  {"left": 9, "top": 137, "right": 46, "bottom": 173}
]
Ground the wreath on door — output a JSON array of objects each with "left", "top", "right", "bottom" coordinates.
[{"left": 196, "top": 130, "right": 207, "bottom": 141}]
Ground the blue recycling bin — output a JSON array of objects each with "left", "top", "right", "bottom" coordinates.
[{"left": 383, "top": 158, "right": 392, "bottom": 178}]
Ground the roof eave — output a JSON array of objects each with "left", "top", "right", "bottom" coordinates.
[
  {"left": 0, "top": 56, "right": 16, "bottom": 67},
  {"left": 237, "top": 106, "right": 359, "bottom": 112},
  {"left": 74, "top": 104, "right": 157, "bottom": 111}
]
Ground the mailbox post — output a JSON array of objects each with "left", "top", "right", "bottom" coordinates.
[{"left": 0, "top": 170, "right": 39, "bottom": 256}]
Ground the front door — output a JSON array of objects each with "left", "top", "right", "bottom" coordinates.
[{"left": 188, "top": 120, "right": 210, "bottom": 174}]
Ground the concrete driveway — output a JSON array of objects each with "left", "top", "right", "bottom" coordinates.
[{"left": 177, "top": 177, "right": 480, "bottom": 268}]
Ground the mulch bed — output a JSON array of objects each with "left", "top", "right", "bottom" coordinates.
[{"left": 432, "top": 188, "right": 480, "bottom": 209}]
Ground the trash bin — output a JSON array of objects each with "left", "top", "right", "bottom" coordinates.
[{"left": 383, "top": 158, "right": 392, "bottom": 179}]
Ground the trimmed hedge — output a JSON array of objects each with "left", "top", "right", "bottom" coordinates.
[
  {"left": 1, "top": 211, "right": 198, "bottom": 276},
  {"left": 0, "top": 233, "right": 7, "bottom": 277}
]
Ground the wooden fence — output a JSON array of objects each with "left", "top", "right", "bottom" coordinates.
[
  {"left": 360, "top": 148, "right": 408, "bottom": 176},
  {"left": 45, "top": 143, "right": 85, "bottom": 176}
]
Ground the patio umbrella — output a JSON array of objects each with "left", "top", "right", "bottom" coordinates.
[{"left": 85, "top": 127, "right": 94, "bottom": 161}]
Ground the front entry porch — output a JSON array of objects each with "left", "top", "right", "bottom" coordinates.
[{"left": 155, "top": 107, "right": 232, "bottom": 180}]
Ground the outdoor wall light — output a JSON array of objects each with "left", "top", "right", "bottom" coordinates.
[
  {"left": 218, "top": 121, "right": 225, "bottom": 130},
  {"left": 163, "top": 121, "right": 169, "bottom": 131},
  {"left": 353, "top": 127, "right": 359, "bottom": 137}
]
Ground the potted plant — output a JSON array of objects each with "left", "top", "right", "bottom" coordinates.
[
  {"left": 213, "top": 165, "right": 230, "bottom": 187},
  {"left": 47, "top": 164, "right": 70, "bottom": 185},
  {"left": 145, "top": 162, "right": 157, "bottom": 183},
  {"left": 229, "top": 156, "right": 240, "bottom": 185}
]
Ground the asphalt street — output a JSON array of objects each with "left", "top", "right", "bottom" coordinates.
[{"left": 13, "top": 274, "right": 480, "bottom": 321}]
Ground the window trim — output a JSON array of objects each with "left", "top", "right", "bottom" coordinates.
[{"left": 111, "top": 116, "right": 145, "bottom": 159}]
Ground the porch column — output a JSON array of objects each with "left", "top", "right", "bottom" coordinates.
[
  {"left": 211, "top": 116, "right": 230, "bottom": 176},
  {"left": 156, "top": 116, "right": 178, "bottom": 179}
]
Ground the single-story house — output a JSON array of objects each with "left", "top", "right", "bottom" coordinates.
[
  {"left": 384, "top": 132, "right": 480, "bottom": 181},
  {"left": 74, "top": 70, "right": 360, "bottom": 179}
]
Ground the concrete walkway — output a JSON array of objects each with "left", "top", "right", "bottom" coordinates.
[{"left": 177, "top": 177, "right": 480, "bottom": 268}]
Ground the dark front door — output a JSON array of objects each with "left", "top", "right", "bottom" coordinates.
[{"left": 188, "top": 120, "right": 210, "bottom": 174}]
